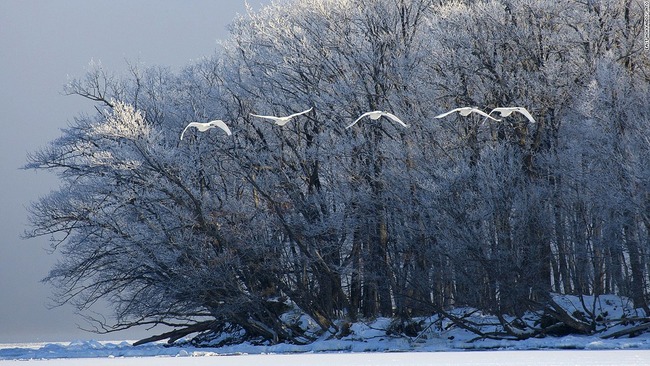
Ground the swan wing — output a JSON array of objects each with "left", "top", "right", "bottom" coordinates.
[
  {"left": 514, "top": 108, "right": 536, "bottom": 123},
  {"left": 210, "top": 120, "right": 233, "bottom": 136},
  {"left": 250, "top": 113, "right": 281, "bottom": 122},
  {"left": 470, "top": 108, "right": 501, "bottom": 121},
  {"left": 180, "top": 122, "right": 200, "bottom": 140},
  {"left": 434, "top": 108, "right": 463, "bottom": 119},
  {"left": 382, "top": 112, "right": 409, "bottom": 127},
  {"left": 490, "top": 107, "right": 516, "bottom": 117},
  {"left": 346, "top": 111, "right": 372, "bottom": 129},
  {"left": 287, "top": 107, "right": 313, "bottom": 119}
]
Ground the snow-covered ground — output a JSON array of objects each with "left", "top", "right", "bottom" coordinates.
[
  {"left": 2, "top": 294, "right": 650, "bottom": 364},
  {"left": 2, "top": 324, "right": 650, "bottom": 365}
]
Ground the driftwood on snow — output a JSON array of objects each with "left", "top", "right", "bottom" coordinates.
[
  {"left": 133, "top": 321, "right": 217, "bottom": 346},
  {"left": 602, "top": 320, "right": 650, "bottom": 339}
]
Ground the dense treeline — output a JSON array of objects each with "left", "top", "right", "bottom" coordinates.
[{"left": 25, "top": 0, "right": 650, "bottom": 343}]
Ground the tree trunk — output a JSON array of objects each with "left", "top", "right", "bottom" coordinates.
[{"left": 624, "top": 219, "right": 649, "bottom": 312}]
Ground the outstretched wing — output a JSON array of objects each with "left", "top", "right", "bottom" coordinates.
[
  {"left": 490, "top": 107, "right": 518, "bottom": 117},
  {"left": 382, "top": 112, "right": 409, "bottom": 127},
  {"left": 469, "top": 108, "right": 501, "bottom": 122},
  {"left": 346, "top": 111, "right": 373, "bottom": 129},
  {"left": 250, "top": 108, "right": 312, "bottom": 125},
  {"left": 514, "top": 108, "right": 536, "bottom": 123},
  {"left": 210, "top": 120, "right": 233, "bottom": 136},
  {"left": 434, "top": 108, "right": 464, "bottom": 119},
  {"left": 491, "top": 107, "right": 535, "bottom": 123},
  {"left": 250, "top": 113, "right": 281, "bottom": 122},
  {"left": 286, "top": 107, "right": 313, "bottom": 119},
  {"left": 180, "top": 122, "right": 200, "bottom": 140}
]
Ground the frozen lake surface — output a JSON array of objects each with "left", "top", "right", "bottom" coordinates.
[{"left": 0, "top": 349, "right": 649, "bottom": 366}]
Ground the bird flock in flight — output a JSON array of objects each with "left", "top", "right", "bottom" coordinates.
[{"left": 179, "top": 106, "right": 535, "bottom": 140}]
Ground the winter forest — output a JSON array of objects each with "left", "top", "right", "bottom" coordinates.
[{"left": 24, "top": 0, "right": 650, "bottom": 345}]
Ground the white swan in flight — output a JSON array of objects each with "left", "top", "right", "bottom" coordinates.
[
  {"left": 180, "top": 120, "right": 232, "bottom": 140},
  {"left": 434, "top": 107, "right": 500, "bottom": 121},
  {"left": 250, "top": 107, "right": 313, "bottom": 126},
  {"left": 346, "top": 110, "right": 409, "bottom": 129},
  {"left": 489, "top": 107, "right": 536, "bottom": 123}
]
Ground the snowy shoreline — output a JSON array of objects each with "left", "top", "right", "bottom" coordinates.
[
  {"left": 2, "top": 331, "right": 650, "bottom": 361},
  {"left": 4, "top": 294, "right": 650, "bottom": 361}
]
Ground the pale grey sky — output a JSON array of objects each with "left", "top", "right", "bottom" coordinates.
[{"left": 0, "top": 0, "right": 269, "bottom": 343}]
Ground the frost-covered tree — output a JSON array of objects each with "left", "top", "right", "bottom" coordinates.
[{"left": 25, "top": 0, "right": 650, "bottom": 344}]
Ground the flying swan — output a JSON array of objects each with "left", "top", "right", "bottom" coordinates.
[
  {"left": 488, "top": 107, "right": 536, "bottom": 123},
  {"left": 180, "top": 120, "right": 232, "bottom": 140},
  {"left": 434, "top": 107, "right": 501, "bottom": 121},
  {"left": 250, "top": 107, "right": 313, "bottom": 126},
  {"left": 346, "top": 110, "right": 409, "bottom": 129}
]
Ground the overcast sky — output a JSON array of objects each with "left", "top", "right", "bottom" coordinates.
[{"left": 0, "top": 0, "right": 270, "bottom": 343}]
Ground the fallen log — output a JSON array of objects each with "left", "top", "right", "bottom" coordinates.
[
  {"left": 602, "top": 321, "right": 650, "bottom": 339},
  {"left": 536, "top": 293, "right": 595, "bottom": 334},
  {"left": 133, "top": 321, "right": 217, "bottom": 346}
]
